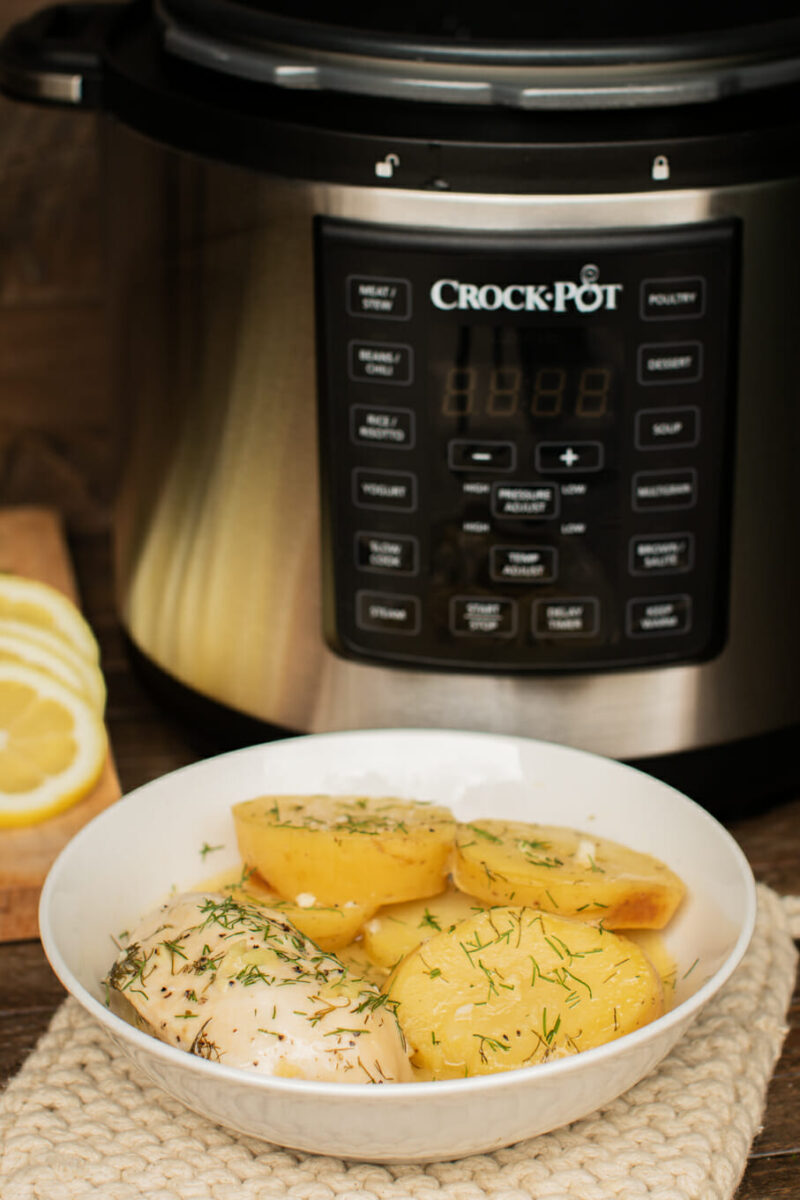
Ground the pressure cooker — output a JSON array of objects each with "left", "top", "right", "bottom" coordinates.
[{"left": 2, "top": 0, "right": 799, "bottom": 805}]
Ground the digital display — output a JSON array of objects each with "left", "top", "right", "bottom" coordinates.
[{"left": 433, "top": 326, "right": 620, "bottom": 423}]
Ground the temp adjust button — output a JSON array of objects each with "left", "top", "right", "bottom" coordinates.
[
  {"left": 353, "top": 468, "right": 417, "bottom": 511},
  {"left": 349, "top": 340, "right": 413, "bottom": 385},
  {"left": 492, "top": 482, "right": 560, "bottom": 520},
  {"left": 490, "top": 546, "right": 558, "bottom": 583},
  {"left": 356, "top": 591, "right": 420, "bottom": 635},
  {"left": 533, "top": 598, "right": 600, "bottom": 638},
  {"left": 632, "top": 469, "right": 697, "bottom": 511},
  {"left": 627, "top": 595, "right": 692, "bottom": 637},
  {"left": 629, "top": 533, "right": 694, "bottom": 575},
  {"left": 356, "top": 532, "right": 418, "bottom": 576},
  {"left": 450, "top": 597, "right": 516, "bottom": 637}
]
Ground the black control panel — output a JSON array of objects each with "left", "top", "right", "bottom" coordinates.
[{"left": 315, "top": 219, "right": 739, "bottom": 671}]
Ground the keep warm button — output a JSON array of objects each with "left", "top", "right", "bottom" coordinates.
[{"left": 627, "top": 595, "right": 692, "bottom": 637}]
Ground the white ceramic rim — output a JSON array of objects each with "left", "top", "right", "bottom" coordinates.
[{"left": 39, "top": 728, "right": 758, "bottom": 1101}]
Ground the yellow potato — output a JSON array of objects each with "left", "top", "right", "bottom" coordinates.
[
  {"left": 210, "top": 865, "right": 374, "bottom": 952},
  {"left": 452, "top": 820, "right": 685, "bottom": 928},
  {"left": 386, "top": 906, "right": 663, "bottom": 1079},
  {"left": 232, "top": 794, "right": 456, "bottom": 908},
  {"left": 362, "top": 885, "right": 489, "bottom": 970}
]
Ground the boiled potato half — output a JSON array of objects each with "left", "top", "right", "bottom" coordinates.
[
  {"left": 362, "top": 885, "right": 489, "bottom": 970},
  {"left": 452, "top": 819, "right": 685, "bottom": 928},
  {"left": 387, "top": 906, "right": 663, "bottom": 1079},
  {"left": 232, "top": 794, "right": 456, "bottom": 907}
]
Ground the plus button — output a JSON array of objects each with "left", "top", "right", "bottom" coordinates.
[{"left": 559, "top": 447, "right": 580, "bottom": 468}]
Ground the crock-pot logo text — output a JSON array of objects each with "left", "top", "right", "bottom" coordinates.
[{"left": 430, "top": 264, "right": 623, "bottom": 314}]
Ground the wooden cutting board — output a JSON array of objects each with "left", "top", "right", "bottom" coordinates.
[{"left": 0, "top": 506, "right": 120, "bottom": 941}]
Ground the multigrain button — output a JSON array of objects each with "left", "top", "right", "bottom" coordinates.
[
  {"left": 490, "top": 546, "right": 558, "bottom": 583},
  {"left": 640, "top": 277, "right": 706, "bottom": 321},
  {"left": 450, "top": 597, "right": 516, "bottom": 637},
  {"left": 346, "top": 275, "right": 411, "bottom": 320},
  {"left": 632, "top": 469, "right": 697, "bottom": 512},
  {"left": 635, "top": 407, "right": 700, "bottom": 450},
  {"left": 355, "top": 532, "right": 419, "bottom": 576},
  {"left": 627, "top": 595, "right": 692, "bottom": 637},
  {"left": 629, "top": 534, "right": 694, "bottom": 575},
  {"left": 350, "top": 405, "right": 415, "bottom": 448},
  {"left": 492, "top": 482, "right": 560, "bottom": 520},
  {"left": 533, "top": 598, "right": 600, "bottom": 638},
  {"left": 356, "top": 591, "right": 420, "bottom": 635},
  {"left": 353, "top": 468, "right": 417, "bottom": 511},
  {"left": 349, "top": 340, "right": 413, "bottom": 385},
  {"left": 637, "top": 342, "right": 703, "bottom": 385}
]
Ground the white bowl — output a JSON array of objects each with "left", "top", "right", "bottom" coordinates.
[{"left": 40, "top": 729, "right": 756, "bottom": 1162}]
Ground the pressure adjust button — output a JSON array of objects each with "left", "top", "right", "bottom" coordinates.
[
  {"left": 356, "top": 532, "right": 418, "bottom": 576},
  {"left": 627, "top": 595, "right": 692, "bottom": 637},
  {"left": 535, "top": 442, "right": 604, "bottom": 473},
  {"left": 490, "top": 546, "right": 558, "bottom": 583},
  {"left": 635, "top": 407, "right": 700, "bottom": 450},
  {"left": 347, "top": 276, "right": 411, "bottom": 320},
  {"left": 632, "top": 469, "right": 697, "bottom": 511},
  {"left": 349, "top": 340, "right": 413, "bottom": 385},
  {"left": 637, "top": 342, "right": 703, "bottom": 385},
  {"left": 640, "top": 277, "right": 706, "bottom": 320},
  {"left": 356, "top": 591, "right": 420, "bottom": 635},
  {"left": 350, "top": 405, "right": 415, "bottom": 449},
  {"left": 353, "top": 468, "right": 417, "bottom": 511},
  {"left": 492, "top": 482, "right": 560, "bottom": 520},
  {"left": 533, "top": 598, "right": 600, "bottom": 638},
  {"left": 450, "top": 597, "right": 516, "bottom": 637}
]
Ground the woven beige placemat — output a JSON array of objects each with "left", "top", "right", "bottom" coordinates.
[{"left": 1, "top": 885, "right": 798, "bottom": 1200}]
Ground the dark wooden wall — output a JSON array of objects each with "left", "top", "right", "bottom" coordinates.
[{"left": 0, "top": 0, "right": 112, "bottom": 532}]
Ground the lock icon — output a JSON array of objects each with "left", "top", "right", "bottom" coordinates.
[
  {"left": 651, "top": 154, "right": 670, "bottom": 182},
  {"left": 375, "top": 153, "right": 400, "bottom": 179}
]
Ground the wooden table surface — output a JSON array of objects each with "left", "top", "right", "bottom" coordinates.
[{"left": 1, "top": 530, "right": 798, "bottom": 1195}]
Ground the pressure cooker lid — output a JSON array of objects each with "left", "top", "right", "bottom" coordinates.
[{"left": 158, "top": 0, "right": 800, "bottom": 108}]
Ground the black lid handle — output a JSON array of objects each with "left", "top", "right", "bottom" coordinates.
[{"left": 0, "top": 3, "right": 116, "bottom": 108}]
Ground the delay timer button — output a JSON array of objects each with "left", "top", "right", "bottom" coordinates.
[{"left": 533, "top": 598, "right": 600, "bottom": 638}]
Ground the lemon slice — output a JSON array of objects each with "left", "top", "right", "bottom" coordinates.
[
  {"left": 0, "top": 661, "right": 107, "bottom": 828},
  {"left": 0, "top": 619, "right": 106, "bottom": 714},
  {"left": 0, "top": 575, "right": 99, "bottom": 665}
]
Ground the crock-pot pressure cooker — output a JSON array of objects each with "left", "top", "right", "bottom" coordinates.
[{"left": 3, "top": 0, "right": 800, "bottom": 803}]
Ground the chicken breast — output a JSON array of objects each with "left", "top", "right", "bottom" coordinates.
[{"left": 106, "top": 892, "right": 413, "bottom": 1083}]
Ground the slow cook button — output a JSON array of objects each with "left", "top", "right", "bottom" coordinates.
[
  {"left": 349, "top": 340, "right": 414, "bottom": 385},
  {"left": 632, "top": 469, "right": 697, "bottom": 511},
  {"left": 356, "top": 591, "right": 420, "bottom": 635},
  {"left": 627, "top": 595, "right": 692, "bottom": 637},
  {"left": 450, "top": 597, "right": 517, "bottom": 637},
  {"left": 492, "top": 482, "right": 560, "bottom": 520},
  {"left": 635, "top": 406, "right": 700, "bottom": 450},
  {"left": 629, "top": 533, "right": 694, "bottom": 575},
  {"left": 637, "top": 341, "right": 703, "bottom": 385},
  {"left": 350, "top": 404, "right": 415, "bottom": 449},
  {"left": 346, "top": 275, "right": 411, "bottom": 320},
  {"left": 353, "top": 468, "right": 417, "bottom": 511},
  {"left": 355, "top": 532, "right": 418, "bottom": 575},
  {"left": 533, "top": 598, "right": 600, "bottom": 638},
  {"left": 490, "top": 545, "right": 558, "bottom": 583},
  {"left": 640, "top": 277, "right": 706, "bottom": 321},
  {"left": 534, "top": 442, "right": 604, "bottom": 473}
]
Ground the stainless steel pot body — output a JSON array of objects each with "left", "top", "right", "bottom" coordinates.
[{"left": 109, "top": 123, "right": 800, "bottom": 759}]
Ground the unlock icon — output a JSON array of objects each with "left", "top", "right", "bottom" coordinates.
[{"left": 375, "top": 153, "right": 400, "bottom": 179}]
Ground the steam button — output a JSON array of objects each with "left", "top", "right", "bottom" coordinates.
[{"left": 356, "top": 591, "right": 420, "bottom": 635}]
